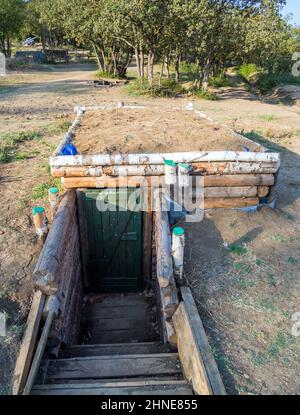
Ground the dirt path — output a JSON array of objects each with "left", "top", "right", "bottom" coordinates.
[{"left": 0, "top": 63, "right": 299, "bottom": 394}]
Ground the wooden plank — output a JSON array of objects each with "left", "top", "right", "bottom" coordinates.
[
  {"left": 46, "top": 354, "right": 181, "bottom": 380},
  {"left": 83, "top": 317, "right": 152, "bottom": 331},
  {"left": 31, "top": 381, "right": 193, "bottom": 395},
  {"left": 12, "top": 291, "right": 46, "bottom": 395},
  {"left": 59, "top": 342, "right": 170, "bottom": 358},
  {"left": 50, "top": 151, "right": 280, "bottom": 168},
  {"left": 82, "top": 304, "right": 150, "bottom": 320},
  {"left": 173, "top": 302, "right": 212, "bottom": 395},
  {"left": 76, "top": 190, "right": 90, "bottom": 289},
  {"left": 203, "top": 186, "right": 257, "bottom": 198},
  {"left": 179, "top": 287, "right": 226, "bottom": 395},
  {"left": 203, "top": 197, "right": 259, "bottom": 209},
  {"left": 83, "top": 328, "right": 158, "bottom": 344},
  {"left": 23, "top": 307, "right": 56, "bottom": 395},
  {"left": 143, "top": 187, "right": 153, "bottom": 287}
]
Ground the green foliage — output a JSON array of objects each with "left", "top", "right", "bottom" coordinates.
[
  {"left": 230, "top": 244, "right": 249, "bottom": 256},
  {"left": 209, "top": 76, "right": 234, "bottom": 88},
  {"left": 95, "top": 70, "right": 122, "bottom": 80},
  {"left": 238, "top": 64, "right": 261, "bottom": 81},
  {"left": 31, "top": 182, "right": 49, "bottom": 200},
  {"left": 0, "top": 131, "right": 43, "bottom": 164},
  {"left": 257, "top": 73, "right": 300, "bottom": 94},
  {"left": 190, "top": 88, "right": 219, "bottom": 101},
  {"left": 127, "top": 79, "right": 184, "bottom": 97},
  {"left": 0, "top": 0, "right": 25, "bottom": 57}
]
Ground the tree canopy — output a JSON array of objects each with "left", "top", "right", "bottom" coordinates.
[{"left": 2, "top": 0, "right": 300, "bottom": 90}]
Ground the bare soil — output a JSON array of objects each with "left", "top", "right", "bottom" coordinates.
[
  {"left": 0, "top": 63, "right": 300, "bottom": 395},
  {"left": 75, "top": 107, "right": 257, "bottom": 154}
]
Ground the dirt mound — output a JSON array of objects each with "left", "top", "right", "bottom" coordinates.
[{"left": 74, "top": 108, "right": 258, "bottom": 154}]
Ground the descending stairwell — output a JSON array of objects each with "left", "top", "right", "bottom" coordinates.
[{"left": 32, "top": 293, "right": 194, "bottom": 395}]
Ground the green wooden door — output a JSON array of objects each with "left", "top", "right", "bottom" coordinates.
[{"left": 77, "top": 188, "right": 144, "bottom": 293}]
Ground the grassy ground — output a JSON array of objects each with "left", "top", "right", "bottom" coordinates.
[{"left": 0, "top": 62, "right": 300, "bottom": 394}]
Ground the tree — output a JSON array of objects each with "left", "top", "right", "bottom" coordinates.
[{"left": 0, "top": 0, "right": 25, "bottom": 57}]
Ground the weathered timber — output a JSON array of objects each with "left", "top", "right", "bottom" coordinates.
[
  {"left": 12, "top": 291, "right": 46, "bottom": 395},
  {"left": 45, "top": 353, "right": 181, "bottom": 380},
  {"left": 191, "top": 161, "right": 278, "bottom": 175},
  {"left": 50, "top": 151, "right": 280, "bottom": 168},
  {"left": 160, "top": 285, "right": 180, "bottom": 320},
  {"left": 203, "top": 174, "right": 274, "bottom": 187},
  {"left": 257, "top": 185, "right": 270, "bottom": 198},
  {"left": 23, "top": 296, "right": 60, "bottom": 395},
  {"left": 178, "top": 287, "right": 226, "bottom": 395},
  {"left": 31, "top": 380, "right": 193, "bottom": 395},
  {"left": 153, "top": 195, "right": 174, "bottom": 288},
  {"left": 143, "top": 188, "right": 153, "bottom": 287},
  {"left": 33, "top": 191, "right": 77, "bottom": 294},
  {"left": 53, "top": 162, "right": 277, "bottom": 178},
  {"left": 204, "top": 186, "right": 258, "bottom": 198},
  {"left": 173, "top": 302, "right": 212, "bottom": 395},
  {"left": 62, "top": 176, "right": 163, "bottom": 189},
  {"left": 204, "top": 197, "right": 259, "bottom": 209}
]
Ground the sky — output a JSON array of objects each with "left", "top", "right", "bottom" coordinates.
[{"left": 282, "top": 0, "right": 300, "bottom": 25}]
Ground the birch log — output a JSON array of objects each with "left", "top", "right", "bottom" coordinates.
[{"left": 50, "top": 151, "right": 280, "bottom": 167}]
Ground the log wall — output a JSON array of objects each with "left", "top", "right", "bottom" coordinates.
[
  {"left": 49, "top": 106, "right": 280, "bottom": 210},
  {"left": 50, "top": 157, "right": 279, "bottom": 210},
  {"left": 34, "top": 190, "right": 83, "bottom": 351}
]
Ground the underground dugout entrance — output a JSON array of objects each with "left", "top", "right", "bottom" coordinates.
[
  {"left": 77, "top": 188, "right": 147, "bottom": 294},
  {"left": 13, "top": 188, "right": 226, "bottom": 395}
]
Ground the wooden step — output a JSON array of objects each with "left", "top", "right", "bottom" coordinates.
[
  {"left": 81, "top": 327, "right": 158, "bottom": 344},
  {"left": 60, "top": 342, "right": 171, "bottom": 358},
  {"left": 32, "top": 379, "right": 193, "bottom": 395},
  {"left": 82, "top": 303, "right": 152, "bottom": 320},
  {"left": 45, "top": 353, "right": 181, "bottom": 382}
]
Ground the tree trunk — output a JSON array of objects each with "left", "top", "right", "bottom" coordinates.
[
  {"left": 91, "top": 42, "right": 104, "bottom": 72},
  {"left": 135, "top": 46, "right": 141, "bottom": 78},
  {"left": 159, "top": 59, "right": 164, "bottom": 86},
  {"left": 203, "top": 58, "right": 211, "bottom": 93},
  {"left": 174, "top": 55, "right": 180, "bottom": 83},
  {"left": 166, "top": 56, "right": 171, "bottom": 80},
  {"left": 140, "top": 49, "right": 145, "bottom": 79},
  {"left": 147, "top": 51, "right": 155, "bottom": 85}
]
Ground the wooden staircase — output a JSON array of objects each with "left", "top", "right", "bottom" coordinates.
[
  {"left": 32, "top": 342, "right": 193, "bottom": 395},
  {"left": 31, "top": 294, "right": 193, "bottom": 395}
]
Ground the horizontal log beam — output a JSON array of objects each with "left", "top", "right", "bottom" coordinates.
[
  {"left": 204, "top": 197, "right": 259, "bottom": 209},
  {"left": 202, "top": 174, "right": 274, "bottom": 187},
  {"left": 203, "top": 186, "right": 258, "bottom": 198},
  {"left": 53, "top": 162, "right": 279, "bottom": 178},
  {"left": 61, "top": 176, "right": 164, "bottom": 188},
  {"left": 50, "top": 151, "right": 280, "bottom": 168},
  {"left": 191, "top": 162, "right": 277, "bottom": 175},
  {"left": 34, "top": 191, "right": 77, "bottom": 295}
]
